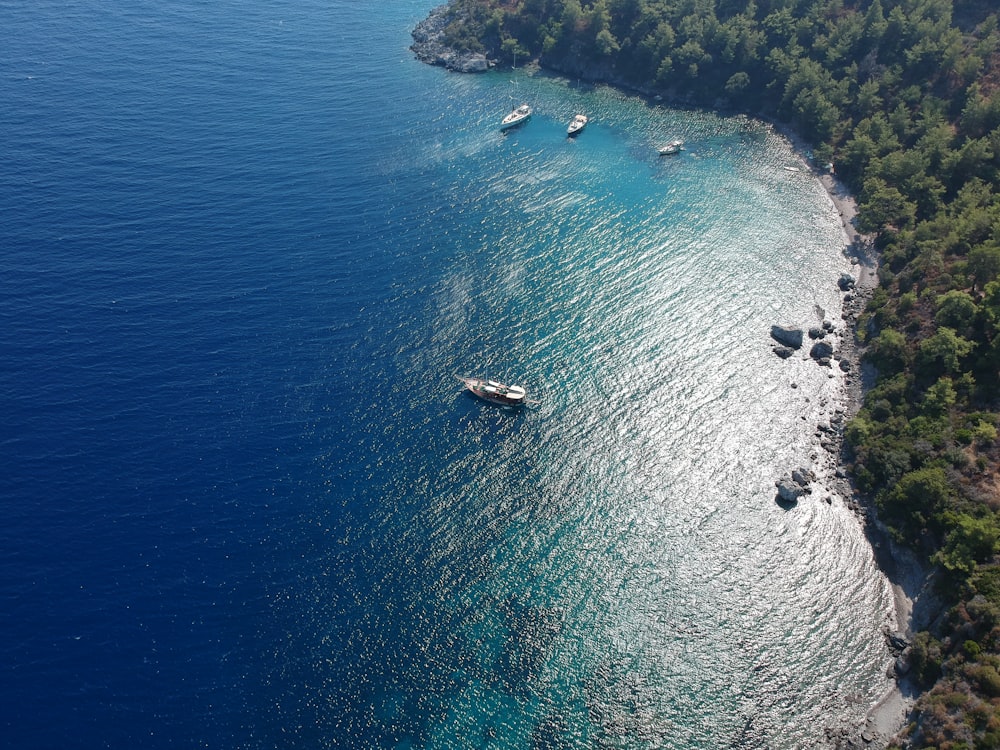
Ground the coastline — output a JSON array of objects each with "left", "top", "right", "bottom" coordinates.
[
  {"left": 814, "top": 160, "right": 912, "bottom": 750},
  {"left": 784, "top": 132, "right": 913, "bottom": 748},
  {"left": 410, "top": 14, "right": 927, "bottom": 744},
  {"left": 786, "top": 133, "right": 942, "bottom": 749}
]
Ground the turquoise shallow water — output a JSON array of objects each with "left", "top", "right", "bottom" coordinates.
[{"left": 0, "top": 1, "right": 894, "bottom": 747}]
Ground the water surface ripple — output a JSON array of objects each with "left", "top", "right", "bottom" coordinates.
[{"left": 0, "top": 1, "right": 894, "bottom": 747}]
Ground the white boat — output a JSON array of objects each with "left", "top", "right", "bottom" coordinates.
[
  {"left": 567, "top": 114, "right": 588, "bottom": 136},
  {"left": 456, "top": 375, "right": 535, "bottom": 407},
  {"left": 500, "top": 104, "right": 532, "bottom": 130},
  {"left": 659, "top": 139, "right": 684, "bottom": 156}
]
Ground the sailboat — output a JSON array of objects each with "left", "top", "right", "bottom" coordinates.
[
  {"left": 499, "top": 50, "right": 531, "bottom": 131},
  {"left": 500, "top": 103, "right": 532, "bottom": 130}
]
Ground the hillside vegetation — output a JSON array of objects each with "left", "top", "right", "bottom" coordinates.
[{"left": 426, "top": 0, "right": 1000, "bottom": 745}]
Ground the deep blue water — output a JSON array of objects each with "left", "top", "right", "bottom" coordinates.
[{"left": 2, "top": 1, "right": 896, "bottom": 747}]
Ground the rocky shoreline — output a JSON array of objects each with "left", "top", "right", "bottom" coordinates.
[
  {"left": 769, "top": 143, "right": 945, "bottom": 749},
  {"left": 410, "top": 5, "right": 491, "bottom": 73},
  {"left": 410, "top": 9, "right": 936, "bottom": 746},
  {"left": 764, "top": 133, "right": 937, "bottom": 748},
  {"left": 799, "top": 169, "right": 916, "bottom": 750}
]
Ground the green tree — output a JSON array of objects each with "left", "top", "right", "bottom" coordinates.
[
  {"left": 560, "top": 0, "right": 584, "bottom": 39},
  {"left": 880, "top": 466, "right": 954, "bottom": 537},
  {"left": 934, "top": 290, "right": 978, "bottom": 332},
  {"left": 725, "top": 70, "right": 750, "bottom": 95},
  {"left": 943, "top": 136, "right": 997, "bottom": 192},
  {"left": 921, "top": 376, "right": 957, "bottom": 417},
  {"left": 961, "top": 83, "right": 1000, "bottom": 139},
  {"left": 596, "top": 27, "right": 621, "bottom": 54},
  {"left": 968, "top": 244, "right": 1000, "bottom": 291},
  {"left": 855, "top": 80, "right": 882, "bottom": 118},
  {"left": 869, "top": 328, "right": 910, "bottom": 374},
  {"left": 933, "top": 512, "right": 1000, "bottom": 576},
  {"left": 861, "top": 0, "right": 888, "bottom": 48},
  {"left": 858, "top": 177, "right": 917, "bottom": 235},
  {"left": 917, "top": 327, "right": 975, "bottom": 377}
]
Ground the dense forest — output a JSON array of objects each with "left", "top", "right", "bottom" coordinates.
[{"left": 425, "top": 0, "right": 1000, "bottom": 746}]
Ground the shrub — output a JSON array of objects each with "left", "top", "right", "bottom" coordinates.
[
  {"left": 973, "top": 420, "right": 998, "bottom": 446},
  {"left": 910, "top": 631, "right": 944, "bottom": 685},
  {"left": 967, "top": 663, "right": 1000, "bottom": 697}
]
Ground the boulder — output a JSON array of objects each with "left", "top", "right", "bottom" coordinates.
[
  {"left": 773, "top": 345, "right": 795, "bottom": 359},
  {"left": 887, "top": 633, "right": 910, "bottom": 652},
  {"left": 791, "top": 468, "right": 815, "bottom": 487},
  {"left": 810, "top": 341, "right": 835, "bottom": 361},
  {"left": 776, "top": 476, "right": 808, "bottom": 503},
  {"left": 894, "top": 648, "right": 912, "bottom": 676},
  {"left": 770, "top": 325, "right": 803, "bottom": 349},
  {"left": 776, "top": 469, "right": 814, "bottom": 503},
  {"left": 776, "top": 480, "right": 799, "bottom": 502},
  {"left": 808, "top": 326, "right": 826, "bottom": 339},
  {"left": 838, "top": 272, "right": 856, "bottom": 291}
]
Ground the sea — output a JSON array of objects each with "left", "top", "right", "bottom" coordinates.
[{"left": 0, "top": 1, "right": 897, "bottom": 748}]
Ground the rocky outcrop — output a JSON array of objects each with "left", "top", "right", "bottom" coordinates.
[{"left": 410, "top": 5, "right": 492, "bottom": 73}]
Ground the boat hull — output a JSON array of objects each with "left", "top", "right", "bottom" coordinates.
[
  {"left": 567, "top": 115, "right": 587, "bottom": 136},
  {"left": 500, "top": 115, "right": 530, "bottom": 131}
]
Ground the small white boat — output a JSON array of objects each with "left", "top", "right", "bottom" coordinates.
[
  {"left": 456, "top": 375, "right": 536, "bottom": 407},
  {"left": 500, "top": 103, "right": 532, "bottom": 130},
  {"left": 659, "top": 139, "right": 684, "bottom": 156},
  {"left": 567, "top": 114, "right": 588, "bottom": 136}
]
